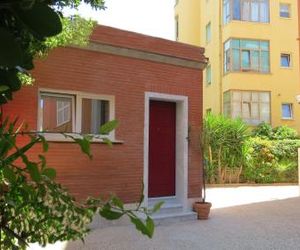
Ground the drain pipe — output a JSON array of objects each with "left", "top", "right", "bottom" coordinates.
[
  {"left": 218, "top": 0, "right": 223, "bottom": 114},
  {"left": 298, "top": 148, "right": 300, "bottom": 196}
]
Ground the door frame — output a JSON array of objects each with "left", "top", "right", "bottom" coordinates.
[{"left": 143, "top": 92, "right": 188, "bottom": 210}]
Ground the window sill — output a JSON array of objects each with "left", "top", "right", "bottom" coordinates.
[
  {"left": 224, "top": 20, "right": 270, "bottom": 26},
  {"left": 279, "top": 17, "right": 292, "bottom": 20},
  {"left": 223, "top": 71, "right": 271, "bottom": 76},
  {"left": 280, "top": 66, "right": 292, "bottom": 70},
  {"left": 38, "top": 133, "right": 124, "bottom": 144},
  {"left": 281, "top": 118, "right": 294, "bottom": 121}
]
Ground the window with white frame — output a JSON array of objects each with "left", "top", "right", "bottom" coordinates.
[
  {"left": 280, "top": 53, "right": 291, "bottom": 67},
  {"left": 281, "top": 103, "right": 293, "bottom": 119},
  {"left": 40, "top": 93, "right": 74, "bottom": 133},
  {"left": 223, "top": 0, "right": 269, "bottom": 24},
  {"left": 39, "top": 91, "right": 113, "bottom": 138},
  {"left": 206, "top": 65, "right": 212, "bottom": 84},
  {"left": 223, "top": 90, "right": 270, "bottom": 125},
  {"left": 224, "top": 39, "right": 270, "bottom": 73},
  {"left": 280, "top": 3, "right": 290, "bottom": 18}
]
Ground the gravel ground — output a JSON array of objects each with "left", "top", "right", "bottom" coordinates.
[{"left": 30, "top": 185, "right": 300, "bottom": 250}]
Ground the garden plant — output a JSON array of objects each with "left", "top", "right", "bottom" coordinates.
[{"left": 202, "top": 114, "right": 299, "bottom": 184}]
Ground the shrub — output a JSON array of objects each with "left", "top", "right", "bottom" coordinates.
[
  {"left": 201, "top": 114, "right": 249, "bottom": 184},
  {"left": 243, "top": 137, "right": 277, "bottom": 183},
  {"left": 242, "top": 137, "right": 300, "bottom": 183},
  {"left": 252, "top": 123, "right": 298, "bottom": 140},
  {"left": 252, "top": 122, "right": 273, "bottom": 139},
  {"left": 272, "top": 125, "right": 298, "bottom": 140}
]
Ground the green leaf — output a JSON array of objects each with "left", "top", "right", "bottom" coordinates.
[
  {"left": 75, "top": 137, "right": 92, "bottom": 159},
  {"left": 42, "top": 168, "right": 56, "bottom": 180},
  {"left": 102, "top": 137, "right": 113, "bottom": 146},
  {"left": 151, "top": 201, "right": 164, "bottom": 213},
  {"left": 16, "top": 3, "right": 62, "bottom": 39},
  {"left": 3, "top": 166, "right": 16, "bottom": 183},
  {"left": 27, "top": 162, "right": 41, "bottom": 182},
  {"left": 99, "top": 120, "right": 118, "bottom": 135},
  {"left": 129, "top": 216, "right": 153, "bottom": 238},
  {"left": 22, "top": 184, "right": 36, "bottom": 199},
  {"left": 5, "top": 137, "right": 39, "bottom": 165},
  {"left": 39, "top": 135, "right": 49, "bottom": 152},
  {"left": 0, "top": 85, "right": 9, "bottom": 93},
  {"left": 38, "top": 155, "right": 47, "bottom": 169},
  {"left": 0, "top": 28, "right": 23, "bottom": 68},
  {"left": 111, "top": 197, "right": 124, "bottom": 209},
  {"left": 99, "top": 206, "right": 123, "bottom": 220},
  {"left": 146, "top": 216, "right": 155, "bottom": 237}
]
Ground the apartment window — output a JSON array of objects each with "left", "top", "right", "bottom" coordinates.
[
  {"left": 224, "top": 39, "right": 270, "bottom": 73},
  {"left": 39, "top": 91, "right": 113, "bottom": 138},
  {"left": 223, "top": 90, "right": 270, "bottom": 125},
  {"left": 281, "top": 53, "right": 291, "bottom": 67},
  {"left": 206, "top": 22, "right": 211, "bottom": 43},
  {"left": 206, "top": 65, "right": 212, "bottom": 84},
  {"left": 282, "top": 103, "right": 293, "bottom": 119},
  {"left": 223, "top": 0, "right": 269, "bottom": 24},
  {"left": 223, "top": 0, "right": 231, "bottom": 24},
  {"left": 280, "top": 3, "right": 290, "bottom": 18}
]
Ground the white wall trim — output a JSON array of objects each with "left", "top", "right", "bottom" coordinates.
[{"left": 143, "top": 92, "right": 189, "bottom": 210}]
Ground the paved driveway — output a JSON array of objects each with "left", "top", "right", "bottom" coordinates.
[{"left": 30, "top": 185, "right": 300, "bottom": 250}]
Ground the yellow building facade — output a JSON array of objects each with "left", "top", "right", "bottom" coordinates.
[{"left": 175, "top": 0, "right": 300, "bottom": 131}]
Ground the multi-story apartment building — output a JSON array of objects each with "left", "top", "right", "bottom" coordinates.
[{"left": 175, "top": 0, "right": 300, "bottom": 131}]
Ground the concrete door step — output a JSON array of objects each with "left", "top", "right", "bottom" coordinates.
[{"left": 152, "top": 211, "right": 197, "bottom": 225}]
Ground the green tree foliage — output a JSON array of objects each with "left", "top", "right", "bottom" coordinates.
[
  {"left": 0, "top": 0, "right": 104, "bottom": 103},
  {"left": 52, "top": 0, "right": 105, "bottom": 10},
  {"left": 0, "top": 118, "right": 162, "bottom": 249}
]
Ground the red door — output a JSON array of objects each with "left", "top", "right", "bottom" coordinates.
[{"left": 148, "top": 101, "right": 176, "bottom": 197}]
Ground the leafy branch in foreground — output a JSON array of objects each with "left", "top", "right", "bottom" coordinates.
[
  {"left": 0, "top": 117, "right": 162, "bottom": 250},
  {"left": 0, "top": 0, "right": 102, "bottom": 103}
]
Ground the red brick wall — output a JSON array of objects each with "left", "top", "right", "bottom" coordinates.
[{"left": 3, "top": 26, "right": 204, "bottom": 203}]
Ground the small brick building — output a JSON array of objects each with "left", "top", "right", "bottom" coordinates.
[{"left": 3, "top": 25, "right": 207, "bottom": 213}]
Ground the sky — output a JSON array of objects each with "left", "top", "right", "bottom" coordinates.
[{"left": 64, "top": 0, "right": 176, "bottom": 40}]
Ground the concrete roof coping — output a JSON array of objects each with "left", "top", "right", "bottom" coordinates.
[{"left": 90, "top": 25, "right": 207, "bottom": 64}]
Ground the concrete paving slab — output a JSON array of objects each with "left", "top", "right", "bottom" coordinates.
[{"left": 29, "top": 185, "right": 300, "bottom": 250}]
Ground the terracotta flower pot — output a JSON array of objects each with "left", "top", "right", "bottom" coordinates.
[{"left": 193, "top": 201, "right": 212, "bottom": 220}]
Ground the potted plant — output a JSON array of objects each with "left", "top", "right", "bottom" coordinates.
[
  {"left": 193, "top": 136, "right": 212, "bottom": 219},
  {"left": 193, "top": 160, "right": 212, "bottom": 219}
]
